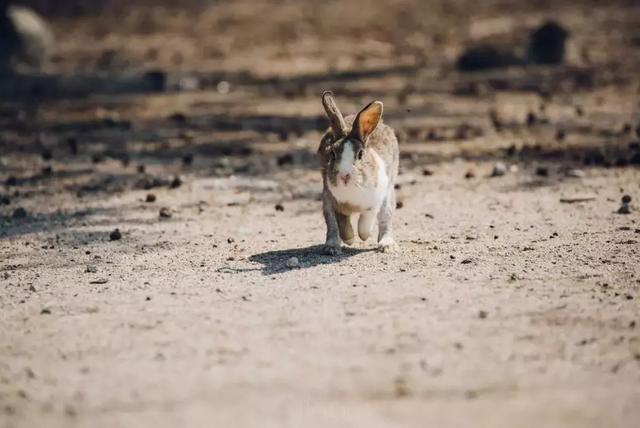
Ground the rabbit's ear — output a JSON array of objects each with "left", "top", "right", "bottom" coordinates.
[
  {"left": 351, "top": 101, "right": 383, "bottom": 144},
  {"left": 322, "top": 91, "right": 348, "bottom": 138}
]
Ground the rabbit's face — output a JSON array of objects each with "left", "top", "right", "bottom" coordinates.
[{"left": 327, "top": 137, "right": 366, "bottom": 187}]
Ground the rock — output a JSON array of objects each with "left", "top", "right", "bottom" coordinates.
[
  {"left": 0, "top": 195, "right": 9, "bottom": 205},
  {"left": 277, "top": 154, "right": 294, "bottom": 166},
  {"left": 227, "top": 237, "right": 235, "bottom": 244},
  {"left": 456, "top": 45, "right": 521, "bottom": 71},
  {"left": 286, "top": 257, "right": 300, "bottom": 269},
  {"left": 274, "top": 203, "right": 284, "bottom": 212},
  {"left": 396, "top": 201, "right": 404, "bottom": 209},
  {"left": 565, "top": 169, "right": 585, "bottom": 178},
  {"left": 464, "top": 170, "right": 476, "bottom": 179},
  {"left": 490, "top": 162, "right": 507, "bottom": 177},
  {"left": 478, "top": 310, "right": 488, "bottom": 319},
  {"left": 169, "top": 176, "right": 182, "bottom": 189},
  {"left": 535, "top": 166, "right": 549, "bottom": 177},
  {"left": 109, "top": 228, "right": 122, "bottom": 241},
  {"left": 159, "top": 207, "right": 172, "bottom": 218},
  {"left": 422, "top": 168, "right": 434, "bottom": 176},
  {"left": 12, "top": 207, "right": 27, "bottom": 219},
  {"left": 0, "top": 6, "right": 55, "bottom": 71},
  {"left": 618, "top": 203, "right": 631, "bottom": 214},
  {"left": 618, "top": 195, "right": 632, "bottom": 214},
  {"left": 145, "top": 193, "right": 156, "bottom": 203},
  {"left": 85, "top": 265, "right": 97, "bottom": 273},
  {"left": 40, "top": 308, "right": 51, "bottom": 315},
  {"left": 527, "top": 21, "right": 569, "bottom": 65}
]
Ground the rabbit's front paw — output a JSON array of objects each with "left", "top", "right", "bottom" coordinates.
[
  {"left": 322, "top": 242, "right": 343, "bottom": 255},
  {"left": 377, "top": 237, "right": 398, "bottom": 253}
]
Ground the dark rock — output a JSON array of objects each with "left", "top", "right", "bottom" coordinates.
[
  {"left": 145, "top": 193, "right": 156, "bottom": 203},
  {"left": 456, "top": 45, "right": 522, "bottom": 71},
  {"left": 464, "top": 170, "right": 475, "bottom": 179},
  {"left": 527, "top": 21, "right": 569, "bottom": 65},
  {"left": 109, "top": 228, "right": 122, "bottom": 241},
  {"left": 91, "top": 153, "right": 104, "bottom": 164},
  {"left": 12, "top": 207, "right": 27, "bottom": 219},
  {"left": 618, "top": 204, "right": 631, "bottom": 215},
  {"left": 277, "top": 154, "right": 294, "bottom": 166},
  {"left": 159, "top": 207, "right": 172, "bottom": 218},
  {"left": 396, "top": 201, "right": 404, "bottom": 209},
  {"left": 5, "top": 176, "right": 17, "bottom": 186},
  {"left": 0, "top": 195, "right": 9, "bottom": 205},
  {"left": 555, "top": 129, "right": 566, "bottom": 141},
  {"left": 535, "top": 166, "right": 549, "bottom": 177},
  {"left": 169, "top": 176, "right": 182, "bottom": 189},
  {"left": 41, "top": 149, "right": 52, "bottom": 161},
  {"left": 40, "top": 308, "right": 51, "bottom": 315},
  {"left": 275, "top": 203, "right": 284, "bottom": 212},
  {"left": 41, "top": 165, "right": 52, "bottom": 175},
  {"left": 622, "top": 195, "right": 631, "bottom": 204},
  {"left": 168, "top": 112, "right": 187, "bottom": 123},
  {"left": 422, "top": 168, "right": 433, "bottom": 176}
]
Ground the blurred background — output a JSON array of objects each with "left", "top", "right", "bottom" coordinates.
[{"left": 1, "top": 0, "right": 639, "bottom": 215}]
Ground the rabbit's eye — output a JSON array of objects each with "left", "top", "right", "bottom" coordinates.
[{"left": 356, "top": 149, "right": 364, "bottom": 160}]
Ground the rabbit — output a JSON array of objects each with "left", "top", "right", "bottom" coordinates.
[{"left": 318, "top": 91, "right": 399, "bottom": 255}]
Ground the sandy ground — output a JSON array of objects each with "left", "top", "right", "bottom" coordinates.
[{"left": 1, "top": 1, "right": 640, "bottom": 427}]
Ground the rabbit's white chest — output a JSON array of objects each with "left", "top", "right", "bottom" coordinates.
[{"left": 329, "top": 151, "right": 389, "bottom": 212}]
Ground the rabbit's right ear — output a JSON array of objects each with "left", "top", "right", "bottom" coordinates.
[{"left": 322, "top": 91, "right": 348, "bottom": 139}]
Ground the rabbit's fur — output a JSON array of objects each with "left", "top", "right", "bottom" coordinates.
[{"left": 318, "top": 92, "right": 399, "bottom": 254}]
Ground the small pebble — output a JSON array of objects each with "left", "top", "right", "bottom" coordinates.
[
  {"left": 286, "top": 257, "right": 300, "bottom": 269},
  {"left": 622, "top": 195, "right": 631, "bottom": 204},
  {"left": 227, "top": 237, "right": 235, "bottom": 244},
  {"left": 275, "top": 203, "right": 284, "bottom": 212},
  {"left": 146, "top": 194, "right": 157, "bottom": 203},
  {"left": 396, "top": 201, "right": 404, "bottom": 209},
  {"left": 464, "top": 170, "right": 475, "bottom": 179},
  {"left": 169, "top": 176, "right": 182, "bottom": 189},
  {"left": 478, "top": 310, "right": 488, "bottom": 319},
  {"left": 491, "top": 162, "right": 507, "bottom": 177},
  {"left": 618, "top": 204, "right": 631, "bottom": 214},
  {"left": 565, "top": 169, "right": 585, "bottom": 178},
  {"left": 422, "top": 168, "right": 434, "bottom": 176},
  {"left": 159, "top": 207, "right": 172, "bottom": 218},
  {"left": 85, "top": 265, "right": 97, "bottom": 273},
  {"left": 535, "top": 166, "right": 549, "bottom": 177},
  {"left": 109, "top": 229, "right": 122, "bottom": 241}
]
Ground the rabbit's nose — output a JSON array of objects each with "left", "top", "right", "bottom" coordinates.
[{"left": 339, "top": 173, "right": 351, "bottom": 185}]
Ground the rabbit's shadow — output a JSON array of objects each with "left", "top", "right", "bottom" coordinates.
[{"left": 249, "top": 245, "right": 371, "bottom": 275}]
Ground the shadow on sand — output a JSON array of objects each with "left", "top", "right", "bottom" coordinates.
[{"left": 249, "top": 244, "right": 372, "bottom": 275}]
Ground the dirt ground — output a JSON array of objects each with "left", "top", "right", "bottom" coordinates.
[{"left": 1, "top": 1, "right": 640, "bottom": 427}]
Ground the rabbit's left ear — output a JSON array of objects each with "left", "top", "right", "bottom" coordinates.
[{"left": 351, "top": 101, "right": 383, "bottom": 144}]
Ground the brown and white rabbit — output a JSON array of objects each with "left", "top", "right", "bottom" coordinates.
[{"left": 318, "top": 91, "right": 399, "bottom": 255}]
